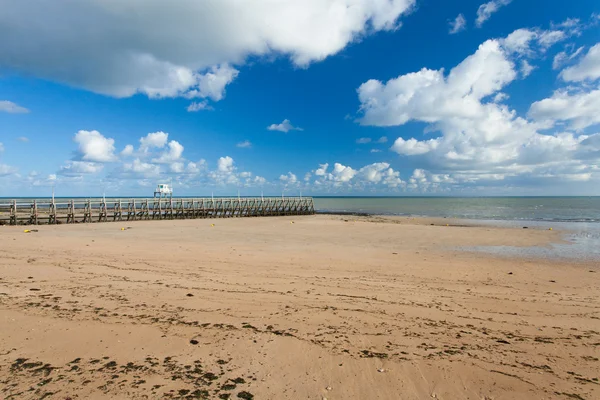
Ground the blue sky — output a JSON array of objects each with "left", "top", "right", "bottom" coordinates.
[{"left": 1, "top": 0, "right": 599, "bottom": 196}]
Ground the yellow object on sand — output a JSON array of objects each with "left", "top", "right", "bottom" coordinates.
[
  {"left": 121, "top": 228, "right": 125, "bottom": 231},
  {"left": 549, "top": 228, "right": 553, "bottom": 231},
  {"left": 24, "top": 230, "right": 30, "bottom": 233},
  {"left": 211, "top": 224, "right": 215, "bottom": 227}
]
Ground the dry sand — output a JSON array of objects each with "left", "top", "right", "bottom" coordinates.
[{"left": 1, "top": 215, "right": 599, "bottom": 400}]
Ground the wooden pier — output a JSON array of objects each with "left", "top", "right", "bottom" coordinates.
[{"left": 0, "top": 197, "right": 315, "bottom": 225}]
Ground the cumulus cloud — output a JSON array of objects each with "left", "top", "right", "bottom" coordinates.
[
  {"left": 185, "top": 160, "right": 207, "bottom": 175},
  {"left": 493, "top": 92, "right": 509, "bottom": 103},
  {"left": 529, "top": 89, "right": 600, "bottom": 131},
  {"left": 74, "top": 130, "right": 117, "bottom": 162},
  {"left": 188, "top": 64, "right": 238, "bottom": 101},
  {"left": 153, "top": 140, "right": 184, "bottom": 164},
  {"left": 279, "top": 172, "right": 298, "bottom": 185},
  {"left": 376, "top": 136, "right": 388, "bottom": 143},
  {"left": 560, "top": 43, "right": 600, "bottom": 82},
  {"left": 123, "top": 159, "right": 162, "bottom": 178},
  {"left": 59, "top": 161, "right": 104, "bottom": 176},
  {"left": 358, "top": 39, "right": 517, "bottom": 127},
  {"left": 356, "top": 29, "right": 600, "bottom": 186},
  {"left": 0, "top": 100, "right": 30, "bottom": 113},
  {"left": 476, "top": 0, "right": 512, "bottom": 27},
  {"left": 140, "top": 131, "right": 168, "bottom": 151},
  {"left": 358, "top": 162, "right": 403, "bottom": 187},
  {"left": 267, "top": 119, "right": 303, "bottom": 133},
  {"left": 391, "top": 138, "right": 439, "bottom": 155},
  {"left": 310, "top": 161, "right": 404, "bottom": 189},
  {"left": 187, "top": 100, "right": 213, "bottom": 112},
  {"left": 121, "top": 144, "right": 134, "bottom": 156},
  {"left": 356, "top": 137, "right": 372, "bottom": 144},
  {"left": 529, "top": 44, "right": 600, "bottom": 131},
  {"left": 236, "top": 140, "right": 252, "bottom": 148},
  {"left": 314, "top": 163, "right": 357, "bottom": 183},
  {"left": 217, "top": 156, "right": 235, "bottom": 173},
  {"left": 449, "top": 14, "right": 466, "bottom": 34},
  {"left": 0, "top": 1, "right": 415, "bottom": 100}
]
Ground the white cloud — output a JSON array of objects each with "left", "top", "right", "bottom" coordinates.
[
  {"left": 17, "top": 136, "right": 29, "bottom": 142},
  {"left": 140, "top": 131, "right": 168, "bottom": 150},
  {"left": 501, "top": 28, "right": 569, "bottom": 56},
  {"left": 254, "top": 176, "right": 267, "bottom": 186},
  {"left": 358, "top": 38, "right": 517, "bottom": 127},
  {"left": 189, "top": 64, "right": 238, "bottom": 101},
  {"left": 553, "top": 46, "right": 584, "bottom": 70},
  {"left": 376, "top": 136, "right": 388, "bottom": 143},
  {"left": 0, "top": 164, "right": 18, "bottom": 177},
  {"left": 0, "top": 100, "right": 30, "bottom": 114},
  {"left": 123, "top": 159, "right": 161, "bottom": 177},
  {"left": 356, "top": 137, "right": 372, "bottom": 144},
  {"left": 187, "top": 100, "right": 213, "bottom": 112},
  {"left": 560, "top": 43, "right": 600, "bottom": 82},
  {"left": 206, "top": 156, "right": 260, "bottom": 187},
  {"left": 315, "top": 163, "right": 329, "bottom": 176},
  {"left": 169, "top": 162, "right": 185, "bottom": 173},
  {"left": 537, "top": 30, "right": 566, "bottom": 49},
  {"left": 59, "top": 161, "right": 104, "bottom": 176},
  {"left": 153, "top": 140, "right": 184, "bottom": 163},
  {"left": 449, "top": 14, "right": 466, "bottom": 34},
  {"left": 267, "top": 119, "right": 303, "bottom": 133},
  {"left": 279, "top": 172, "right": 298, "bottom": 184},
  {"left": 121, "top": 144, "right": 134, "bottom": 156},
  {"left": 0, "top": 1, "right": 415, "bottom": 100},
  {"left": 217, "top": 156, "right": 235, "bottom": 173},
  {"left": 185, "top": 160, "right": 207, "bottom": 174},
  {"left": 493, "top": 92, "right": 509, "bottom": 102},
  {"left": 310, "top": 161, "right": 404, "bottom": 189},
  {"left": 370, "top": 149, "right": 382, "bottom": 153},
  {"left": 358, "top": 162, "right": 390, "bottom": 183},
  {"left": 501, "top": 29, "right": 537, "bottom": 55},
  {"left": 356, "top": 29, "right": 600, "bottom": 186},
  {"left": 520, "top": 60, "right": 536, "bottom": 78},
  {"left": 236, "top": 140, "right": 252, "bottom": 148},
  {"left": 74, "top": 130, "right": 117, "bottom": 162},
  {"left": 0, "top": 142, "right": 3, "bottom": 152},
  {"left": 476, "top": 0, "right": 512, "bottom": 27},
  {"left": 319, "top": 163, "right": 357, "bottom": 183},
  {"left": 529, "top": 88, "right": 600, "bottom": 131},
  {"left": 391, "top": 137, "right": 439, "bottom": 155}
]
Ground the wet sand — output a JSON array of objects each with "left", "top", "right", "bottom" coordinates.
[{"left": 1, "top": 215, "right": 599, "bottom": 399}]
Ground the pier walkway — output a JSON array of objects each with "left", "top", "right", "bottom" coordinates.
[{"left": 0, "top": 197, "right": 315, "bottom": 225}]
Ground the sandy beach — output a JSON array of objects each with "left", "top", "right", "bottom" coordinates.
[{"left": 1, "top": 215, "right": 599, "bottom": 400}]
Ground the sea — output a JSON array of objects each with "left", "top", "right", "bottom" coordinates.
[{"left": 2, "top": 196, "right": 600, "bottom": 261}]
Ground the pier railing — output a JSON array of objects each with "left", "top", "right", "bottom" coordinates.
[{"left": 0, "top": 197, "right": 315, "bottom": 225}]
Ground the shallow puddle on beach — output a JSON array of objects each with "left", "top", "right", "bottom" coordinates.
[{"left": 458, "top": 220, "right": 600, "bottom": 261}]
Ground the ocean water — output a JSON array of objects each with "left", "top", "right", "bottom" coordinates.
[
  {"left": 313, "top": 196, "right": 600, "bottom": 222},
  {"left": 314, "top": 197, "right": 600, "bottom": 261}
]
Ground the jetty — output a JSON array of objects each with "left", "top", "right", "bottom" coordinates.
[{"left": 0, "top": 197, "right": 315, "bottom": 226}]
